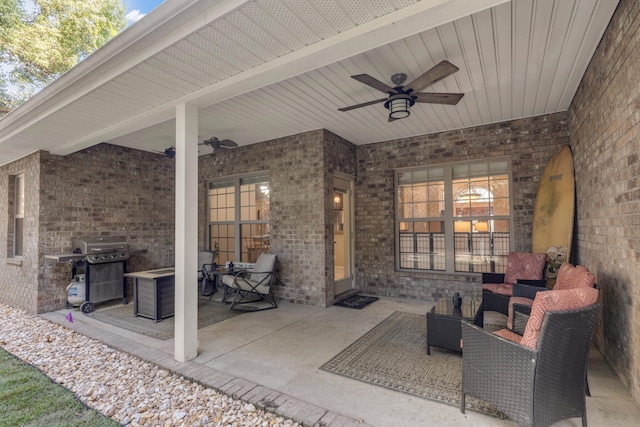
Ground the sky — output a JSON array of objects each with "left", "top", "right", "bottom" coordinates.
[
  {"left": 125, "top": 0, "right": 166, "bottom": 25},
  {"left": 1, "top": 0, "right": 167, "bottom": 100}
]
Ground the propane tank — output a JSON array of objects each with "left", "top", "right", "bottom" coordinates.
[{"left": 66, "top": 274, "right": 86, "bottom": 306}]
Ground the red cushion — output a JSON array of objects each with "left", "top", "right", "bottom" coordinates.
[
  {"left": 520, "top": 287, "right": 599, "bottom": 350},
  {"left": 503, "top": 252, "right": 547, "bottom": 284},
  {"left": 493, "top": 328, "right": 522, "bottom": 344},
  {"left": 507, "top": 296, "right": 534, "bottom": 330},
  {"left": 554, "top": 263, "right": 595, "bottom": 290},
  {"left": 482, "top": 283, "right": 513, "bottom": 296}
]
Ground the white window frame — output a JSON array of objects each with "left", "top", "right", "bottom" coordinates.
[
  {"left": 12, "top": 173, "right": 25, "bottom": 258},
  {"left": 395, "top": 158, "right": 513, "bottom": 274}
]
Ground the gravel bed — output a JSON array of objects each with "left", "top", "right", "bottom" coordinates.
[{"left": 0, "top": 303, "right": 301, "bottom": 427}]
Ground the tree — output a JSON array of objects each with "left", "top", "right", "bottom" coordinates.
[{"left": 0, "top": 0, "right": 126, "bottom": 115}]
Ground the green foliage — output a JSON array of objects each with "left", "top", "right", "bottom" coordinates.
[
  {"left": 0, "top": 0, "right": 126, "bottom": 115},
  {"left": 0, "top": 348, "right": 120, "bottom": 426}
]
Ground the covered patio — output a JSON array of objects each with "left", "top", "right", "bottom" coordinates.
[{"left": 2, "top": 0, "right": 640, "bottom": 419}]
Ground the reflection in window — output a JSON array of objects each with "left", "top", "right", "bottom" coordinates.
[
  {"left": 208, "top": 175, "right": 270, "bottom": 264},
  {"left": 396, "top": 160, "right": 512, "bottom": 273}
]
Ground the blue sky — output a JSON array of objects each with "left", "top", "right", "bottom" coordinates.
[{"left": 125, "top": 0, "right": 165, "bottom": 24}]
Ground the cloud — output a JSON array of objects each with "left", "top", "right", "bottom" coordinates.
[{"left": 126, "top": 10, "right": 146, "bottom": 24}]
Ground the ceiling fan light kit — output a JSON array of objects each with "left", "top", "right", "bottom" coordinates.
[
  {"left": 385, "top": 94, "right": 414, "bottom": 120},
  {"left": 339, "top": 60, "right": 464, "bottom": 122}
]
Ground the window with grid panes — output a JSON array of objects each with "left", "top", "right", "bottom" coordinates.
[
  {"left": 396, "top": 159, "right": 512, "bottom": 274},
  {"left": 208, "top": 175, "right": 270, "bottom": 265}
]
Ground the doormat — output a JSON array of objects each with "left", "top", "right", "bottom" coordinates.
[
  {"left": 334, "top": 294, "right": 379, "bottom": 309},
  {"left": 86, "top": 297, "right": 244, "bottom": 340},
  {"left": 321, "top": 311, "right": 501, "bottom": 417}
]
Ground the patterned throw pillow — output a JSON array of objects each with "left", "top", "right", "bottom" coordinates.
[
  {"left": 554, "top": 263, "right": 596, "bottom": 290},
  {"left": 519, "top": 287, "right": 599, "bottom": 350},
  {"left": 503, "top": 252, "right": 547, "bottom": 284}
]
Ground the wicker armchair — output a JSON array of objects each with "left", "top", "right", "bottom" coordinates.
[
  {"left": 507, "top": 263, "right": 596, "bottom": 330},
  {"left": 481, "top": 252, "right": 547, "bottom": 317},
  {"left": 461, "top": 288, "right": 600, "bottom": 427}
]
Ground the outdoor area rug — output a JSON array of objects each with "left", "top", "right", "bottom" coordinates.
[
  {"left": 334, "top": 294, "right": 379, "bottom": 309},
  {"left": 320, "top": 311, "right": 501, "bottom": 417},
  {"left": 86, "top": 298, "right": 244, "bottom": 340}
]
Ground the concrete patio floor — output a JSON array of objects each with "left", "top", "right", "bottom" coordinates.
[{"left": 42, "top": 294, "right": 640, "bottom": 427}]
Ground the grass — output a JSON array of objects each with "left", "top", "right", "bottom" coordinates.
[{"left": 0, "top": 347, "right": 120, "bottom": 427}]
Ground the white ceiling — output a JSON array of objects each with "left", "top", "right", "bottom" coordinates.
[{"left": 0, "top": 0, "right": 620, "bottom": 164}]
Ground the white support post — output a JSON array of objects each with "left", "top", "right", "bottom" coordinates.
[{"left": 174, "top": 103, "right": 199, "bottom": 362}]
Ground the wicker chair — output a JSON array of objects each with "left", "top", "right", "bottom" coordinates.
[
  {"left": 461, "top": 289, "right": 600, "bottom": 427},
  {"left": 481, "top": 251, "right": 547, "bottom": 317},
  {"left": 507, "top": 263, "right": 596, "bottom": 330}
]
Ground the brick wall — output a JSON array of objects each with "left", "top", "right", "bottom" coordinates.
[
  {"left": 199, "top": 130, "right": 336, "bottom": 307},
  {"left": 36, "top": 144, "right": 176, "bottom": 313},
  {"left": 354, "top": 113, "right": 569, "bottom": 302},
  {"left": 0, "top": 152, "right": 41, "bottom": 313},
  {"left": 0, "top": 144, "right": 175, "bottom": 314},
  {"left": 568, "top": 0, "right": 640, "bottom": 401}
]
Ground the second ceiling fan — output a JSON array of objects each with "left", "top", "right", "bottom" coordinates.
[
  {"left": 339, "top": 60, "right": 464, "bottom": 121},
  {"left": 199, "top": 137, "right": 238, "bottom": 151}
]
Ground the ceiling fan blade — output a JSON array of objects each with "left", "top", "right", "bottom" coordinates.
[
  {"left": 413, "top": 92, "right": 464, "bottom": 105},
  {"left": 199, "top": 137, "right": 217, "bottom": 146},
  {"left": 218, "top": 139, "right": 238, "bottom": 147},
  {"left": 405, "top": 60, "right": 459, "bottom": 93},
  {"left": 351, "top": 74, "right": 396, "bottom": 94},
  {"left": 338, "top": 98, "right": 388, "bottom": 112}
]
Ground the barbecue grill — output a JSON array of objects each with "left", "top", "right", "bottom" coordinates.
[{"left": 47, "top": 236, "right": 132, "bottom": 313}]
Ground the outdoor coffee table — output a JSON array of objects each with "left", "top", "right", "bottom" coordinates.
[{"left": 426, "top": 297, "right": 480, "bottom": 355}]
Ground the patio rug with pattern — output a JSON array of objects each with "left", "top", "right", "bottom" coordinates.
[
  {"left": 321, "top": 311, "right": 501, "bottom": 417},
  {"left": 86, "top": 298, "right": 244, "bottom": 340}
]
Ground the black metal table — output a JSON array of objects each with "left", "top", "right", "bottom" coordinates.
[{"left": 426, "top": 297, "right": 479, "bottom": 355}]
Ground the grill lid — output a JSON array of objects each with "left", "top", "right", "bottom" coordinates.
[{"left": 72, "top": 236, "right": 128, "bottom": 254}]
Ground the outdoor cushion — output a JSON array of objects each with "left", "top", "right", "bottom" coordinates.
[
  {"left": 492, "top": 328, "right": 523, "bottom": 344},
  {"left": 519, "top": 287, "right": 599, "bottom": 350},
  {"left": 221, "top": 272, "right": 270, "bottom": 294},
  {"left": 503, "top": 252, "right": 547, "bottom": 284},
  {"left": 554, "top": 262, "right": 596, "bottom": 290},
  {"left": 482, "top": 283, "right": 513, "bottom": 296}
]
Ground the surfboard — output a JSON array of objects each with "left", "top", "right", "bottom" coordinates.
[{"left": 531, "top": 144, "right": 575, "bottom": 287}]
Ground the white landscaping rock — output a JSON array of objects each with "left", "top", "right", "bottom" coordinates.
[{"left": 0, "top": 304, "right": 301, "bottom": 427}]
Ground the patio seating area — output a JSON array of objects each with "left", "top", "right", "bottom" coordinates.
[{"left": 41, "top": 294, "right": 640, "bottom": 427}]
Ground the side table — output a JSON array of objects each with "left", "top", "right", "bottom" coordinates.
[
  {"left": 125, "top": 268, "right": 175, "bottom": 322},
  {"left": 426, "top": 297, "right": 479, "bottom": 355}
]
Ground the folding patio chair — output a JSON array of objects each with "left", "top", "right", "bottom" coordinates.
[{"left": 221, "top": 253, "right": 277, "bottom": 311}]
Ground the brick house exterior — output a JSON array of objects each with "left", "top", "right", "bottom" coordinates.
[{"left": 1, "top": 0, "right": 639, "bottom": 404}]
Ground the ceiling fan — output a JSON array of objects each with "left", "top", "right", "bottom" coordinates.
[
  {"left": 199, "top": 137, "right": 238, "bottom": 151},
  {"left": 157, "top": 136, "right": 236, "bottom": 158},
  {"left": 338, "top": 60, "right": 464, "bottom": 121}
]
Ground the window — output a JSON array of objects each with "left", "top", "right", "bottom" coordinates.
[
  {"left": 208, "top": 175, "right": 270, "bottom": 264},
  {"left": 10, "top": 174, "right": 25, "bottom": 257},
  {"left": 396, "top": 159, "right": 511, "bottom": 274}
]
